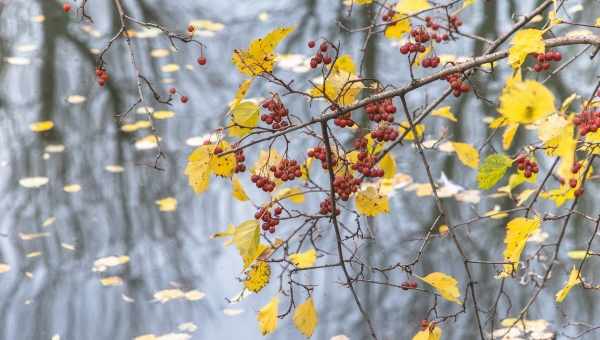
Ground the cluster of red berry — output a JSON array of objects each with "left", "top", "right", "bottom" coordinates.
[
  {"left": 334, "top": 113, "right": 355, "bottom": 128},
  {"left": 400, "top": 281, "right": 418, "bottom": 290},
  {"left": 251, "top": 174, "right": 276, "bottom": 192},
  {"left": 308, "top": 147, "right": 337, "bottom": 169},
  {"left": 234, "top": 149, "right": 246, "bottom": 173},
  {"left": 261, "top": 97, "right": 290, "bottom": 130},
  {"left": 95, "top": 68, "right": 109, "bottom": 87},
  {"left": 270, "top": 159, "right": 301, "bottom": 181},
  {"left": 444, "top": 73, "right": 471, "bottom": 97},
  {"left": 421, "top": 56, "right": 441, "bottom": 68},
  {"left": 573, "top": 108, "right": 600, "bottom": 135},
  {"left": 399, "top": 41, "right": 427, "bottom": 55},
  {"left": 365, "top": 98, "right": 396, "bottom": 123},
  {"left": 333, "top": 175, "right": 362, "bottom": 201},
  {"left": 255, "top": 207, "right": 282, "bottom": 233},
  {"left": 371, "top": 125, "right": 399, "bottom": 142},
  {"left": 168, "top": 87, "right": 189, "bottom": 103},
  {"left": 381, "top": 8, "right": 396, "bottom": 23},
  {"left": 319, "top": 198, "right": 340, "bottom": 216},
  {"left": 352, "top": 151, "right": 385, "bottom": 178},
  {"left": 308, "top": 41, "right": 333, "bottom": 68},
  {"left": 531, "top": 51, "right": 561, "bottom": 72},
  {"left": 515, "top": 154, "right": 539, "bottom": 178}
]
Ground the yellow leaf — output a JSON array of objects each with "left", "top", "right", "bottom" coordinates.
[
  {"left": 185, "top": 145, "right": 212, "bottom": 194},
  {"left": 477, "top": 153, "right": 512, "bottom": 190},
  {"left": 355, "top": 186, "right": 390, "bottom": 216},
  {"left": 161, "top": 63, "right": 180, "bottom": 73},
  {"left": 152, "top": 110, "right": 175, "bottom": 120},
  {"left": 231, "top": 79, "right": 253, "bottom": 109},
  {"left": 332, "top": 54, "right": 357, "bottom": 75},
  {"left": 100, "top": 276, "right": 123, "bottom": 286},
  {"left": 452, "top": 142, "right": 479, "bottom": 169},
  {"left": 508, "top": 29, "right": 545, "bottom": 69},
  {"left": 560, "top": 93, "right": 578, "bottom": 113},
  {"left": 229, "top": 101, "right": 260, "bottom": 137},
  {"left": 498, "top": 78, "right": 556, "bottom": 124},
  {"left": 502, "top": 123, "right": 519, "bottom": 150},
  {"left": 289, "top": 249, "right": 317, "bottom": 268},
  {"left": 257, "top": 296, "right": 279, "bottom": 335},
  {"left": 233, "top": 220, "right": 260, "bottom": 266},
  {"left": 155, "top": 197, "right": 177, "bottom": 212},
  {"left": 293, "top": 297, "right": 318, "bottom": 337},
  {"left": 379, "top": 153, "right": 396, "bottom": 179},
  {"left": 30, "top": 120, "right": 54, "bottom": 132},
  {"left": 399, "top": 121, "right": 425, "bottom": 141},
  {"left": 384, "top": 13, "right": 411, "bottom": 40},
  {"left": 431, "top": 106, "right": 457, "bottom": 122},
  {"left": 273, "top": 187, "right": 305, "bottom": 204},
  {"left": 395, "top": 0, "right": 430, "bottom": 14},
  {"left": 418, "top": 272, "right": 462, "bottom": 304},
  {"left": 232, "top": 27, "right": 294, "bottom": 77},
  {"left": 311, "top": 71, "right": 363, "bottom": 106},
  {"left": 412, "top": 325, "right": 442, "bottom": 340},
  {"left": 232, "top": 176, "right": 249, "bottom": 201},
  {"left": 63, "top": 184, "right": 81, "bottom": 193},
  {"left": 463, "top": 0, "right": 476, "bottom": 8},
  {"left": 244, "top": 261, "right": 271, "bottom": 293},
  {"left": 252, "top": 149, "right": 283, "bottom": 179},
  {"left": 210, "top": 141, "right": 237, "bottom": 177},
  {"left": 555, "top": 267, "right": 581, "bottom": 303},
  {"left": 500, "top": 217, "right": 541, "bottom": 276},
  {"left": 567, "top": 250, "right": 589, "bottom": 260}
]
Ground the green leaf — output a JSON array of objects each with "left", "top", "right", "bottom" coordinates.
[{"left": 477, "top": 153, "right": 513, "bottom": 189}]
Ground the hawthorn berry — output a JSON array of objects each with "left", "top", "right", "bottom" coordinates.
[
  {"left": 63, "top": 3, "right": 72, "bottom": 13},
  {"left": 187, "top": 25, "right": 195, "bottom": 33},
  {"left": 181, "top": 96, "right": 189, "bottom": 103},
  {"left": 308, "top": 40, "right": 316, "bottom": 48},
  {"left": 169, "top": 87, "right": 177, "bottom": 95},
  {"left": 197, "top": 56, "right": 207, "bottom": 65}
]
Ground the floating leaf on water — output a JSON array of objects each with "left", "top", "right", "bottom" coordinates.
[
  {"left": 223, "top": 308, "right": 243, "bottom": 316},
  {"left": 45, "top": 144, "right": 65, "bottom": 153},
  {"left": 153, "top": 110, "right": 175, "bottom": 120},
  {"left": 0, "top": 263, "right": 10, "bottom": 273},
  {"left": 161, "top": 64, "right": 180, "bottom": 73},
  {"left": 100, "top": 276, "right": 123, "bottom": 286},
  {"left": 63, "top": 184, "right": 81, "bottom": 193},
  {"left": 189, "top": 19, "right": 225, "bottom": 32},
  {"left": 150, "top": 49, "right": 171, "bottom": 58},
  {"left": 136, "top": 106, "right": 155, "bottom": 114},
  {"left": 19, "top": 177, "right": 49, "bottom": 188},
  {"left": 61, "top": 243, "right": 75, "bottom": 251},
  {"left": 42, "top": 216, "right": 56, "bottom": 227},
  {"left": 135, "top": 135, "right": 160, "bottom": 150},
  {"left": 32, "top": 15, "right": 45, "bottom": 23},
  {"left": 29, "top": 121, "right": 54, "bottom": 132},
  {"left": 92, "top": 255, "right": 130, "bottom": 272},
  {"left": 67, "top": 95, "right": 86, "bottom": 104},
  {"left": 16, "top": 44, "right": 37, "bottom": 53},
  {"left": 19, "top": 232, "right": 50, "bottom": 241},
  {"left": 177, "top": 323, "right": 198, "bottom": 333},
  {"left": 105, "top": 165, "right": 124, "bottom": 173},
  {"left": 153, "top": 289, "right": 205, "bottom": 303},
  {"left": 155, "top": 197, "right": 177, "bottom": 212},
  {"left": 5, "top": 57, "right": 31, "bottom": 65},
  {"left": 26, "top": 251, "right": 42, "bottom": 258}
]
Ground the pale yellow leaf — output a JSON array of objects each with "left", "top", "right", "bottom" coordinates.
[
  {"left": 418, "top": 272, "right": 462, "bottom": 304},
  {"left": 293, "top": 297, "right": 318, "bottom": 337},
  {"left": 289, "top": 249, "right": 317, "bottom": 268},
  {"left": 452, "top": 142, "right": 479, "bottom": 169},
  {"left": 257, "top": 296, "right": 279, "bottom": 335}
]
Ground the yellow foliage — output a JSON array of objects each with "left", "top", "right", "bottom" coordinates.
[
  {"left": 555, "top": 267, "right": 581, "bottom": 303},
  {"left": 231, "top": 79, "right": 253, "bottom": 109},
  {"left": 289, "top": 249, "right": 317, "bottom": 268},
  {"left": 379, "top": 153, "right": 397, "bottom": 179},
  {"left": 432, "top": 106, "right": 457, "bottom": 122},
  {"left": 508, "top": 29, "right": 545, "bottom": 69},
  {"left": 412, "top": 325, "right": 442, "bottom": 340},
  {"left": 399, "top": 121, "right": 425, "bottom": 141},
  {"left": 452, "top": 142, "right": 479, "bottom": 169},
  {"left": 232, "top": 27, "right": 294, "bottom": 77},
  {"left": 384, "top": 13, "right": 411, "bottom": 40},
  {"left": 273, "top": 187, "right": 305, "bottom": 204},
  {"left": 30, "top": 120, "right": 54, "bottom": 132},
  {"left": 155, "top": 197, "right": 177, "bottom": 212},
  {"left": 232, "top": 176, "right": 249, "bottom": 201},
  {"left": 395, "top": 0, "right": 430, "bottom": 14},
  {"left": 500, "top": 217, "right": 541, "bottom": 276},
  {"left": 418, "top": 272, "right": 462, "bottom": 304},
  {"left": 355, "top": 186, "right": 390, "bottom": 216},
  {"left": 257, "top": 296, "right": 279, "bottom": 335},
  {"left": 185, "top": 141, "right": 237, "bottom": 194},
  {"left": 498, "top": 78, "right": 556, "bottom": 124},
  {"left": 229, "top": 101, "right": 260, "bottom": 137},
  {"left": 502, "top": 123, "right": 519, "bottom": 150},
  {"left": 244, "top": 261, "right": 271, "bottom": 293},
  {"left": 233, "top": 220, "right": 260, "bottom": 268},
  {"left": 332, "top": 54, "right": 357, "bottom": 74},
  {"left": 252, "top": 149, "right": 283, "bottom": 178},
  {"left": 293, "top": 297, "right": 318, "bottom": 337}
]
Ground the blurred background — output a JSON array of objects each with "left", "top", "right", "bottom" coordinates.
[{"left": 1, "top": 0, "right": 600, "bottom": 339}]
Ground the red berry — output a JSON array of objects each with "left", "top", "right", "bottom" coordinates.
[
  {"left": 214, "top": 146, "right": 223, "bottom": 154},
  {"left": 323, "top": 55, "right": 332, "bottom": 65},
  {"left": 181, "top": 96, "right": 189, "bottom": 103},
  {"left": 308, "top": 40, "right": 316, "bottom": 48},
  {"left": 569, "top": 178, "right": 578, "bottom": 188},
  {"left": 575, "top": 188, "right": 584, "bottom": 197},
  {"left": 533, "top": 63, "right": 543, "bottom": 72},
  {"left": 197, "top": 57, "right": 207, "bottom": 65},
  {"left": 169, "top": 87, "right": 177, "bottom": 95},
  {"left": 187, "top": 25, "right": 195, "bottom": 33},
  {"left": 310, "top": 59, "right": 318, "bottom": 69},
  {"left": 63, "top": 3, "right": 72, "bottom": 12},
  {"left": 320, "top": 42, "right": 328, "bottom": 52}
]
